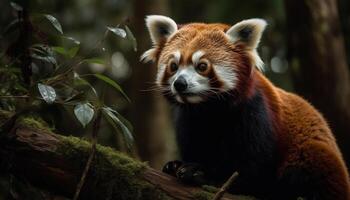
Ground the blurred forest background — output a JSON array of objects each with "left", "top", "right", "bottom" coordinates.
[{"left": 1, "top": 0, "right": 350, "bottom": 198}]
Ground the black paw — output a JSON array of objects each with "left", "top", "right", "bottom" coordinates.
[
  {"left": 176, "top": 163, "right": 206, "bottom": 185},
  {"left": 162, "top": 160, "right": 183, "bottom": 177}
]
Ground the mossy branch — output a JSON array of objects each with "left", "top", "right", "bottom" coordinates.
[{"left": 0, "top": 114, "right": 256, "bottom": 200}]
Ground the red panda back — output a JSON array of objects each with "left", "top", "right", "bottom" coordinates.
[{"left": 255, "top": 71, "right": 350, "bottom": 199}]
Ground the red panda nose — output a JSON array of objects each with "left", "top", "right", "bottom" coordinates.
[{"left": 174, "top": 76, "right": 188, "bottom": 93}]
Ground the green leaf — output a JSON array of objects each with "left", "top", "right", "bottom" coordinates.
[
  {"left": 31, "top": 53, "right": 57, "bottom": 65},
  {"left": 83, "top": 58, "right": 105, "bottom": 65},
  {"left": 52, "top": 37, "right": 80, "bottom": 58},
  {"left": 10, "top": 2, "right": 23, "bottom": 11},
  {"left": 52, "top": 46, "right": 67, "bottom": 55},
  {"left": 93, "top": 74, "right": 130, "bottom": 102},
  {"left": 31, "top": 44, "right": 54, "bottom": 55},
  {"left": 38, "top": 83, "right": 56, "bottom": 104},
  {"left": 44, "top": 14, "right": 63, "bottom": 34},
  {"left": 74, "top": 103, "right": 94, "bottom": 127},
  {"left": 107, "top": 26, "right": 126, "bottom": 38},
  {"left": 62, "top": 36, "right": 80, "bottom": 45},
  {"left": 102, "top": 107, "right": 133, "bottom": 149},
  {"left": 73, "top": 73, "right": 98, "bottom": 96},
  {"left": 14, "top": 83, "right": 28, "bottom": 93},
  {"left": 125, "top": 25, "right": 137, "bottom": 52},
  {"left": 52, "top": 46, "right": 79, "bottom": 58},
  {"left": 63, "top": 92, "right": 85, "bottom": 105},
  {"left": 68, "top": 46, "right": 79, "bottom": 58},
  {"left": 105, "top": 106, "right": 133, "bottom": 132},
  {"left": 3, "top": 19, "right": 21, "bottom": 35},
  {"left": 31, "top": 44, "right": 58, "bottom": 69}
]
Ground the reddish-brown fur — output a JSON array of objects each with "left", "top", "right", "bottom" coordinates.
[{"left": 153, "top": 22, "right": 350, "bottom": 199}]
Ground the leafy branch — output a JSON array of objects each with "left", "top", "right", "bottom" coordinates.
[{"left": 0, "top": 1, "right": 138, "bottom": 198}]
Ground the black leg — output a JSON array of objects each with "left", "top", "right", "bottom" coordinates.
[
  {"left": 162, "top": 160, "right": 183, "bottom": 177},
  {"left": 176, "top": 163, "right": 207, "bottom": 185},
  {"left": 162, "top": 160, "right": 208, "bottom": 185}
]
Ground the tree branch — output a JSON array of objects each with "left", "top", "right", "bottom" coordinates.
[
  {"left": 212, "top": 172, "right": 239, "bottom": 200},
  {"left": 0, "top": 116, "right": 256, "bottom": 200}
]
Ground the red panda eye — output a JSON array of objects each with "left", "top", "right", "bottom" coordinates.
[
  {"left": 170, "top": 62, "right": 178, "bottom": 72},
  {"left": 196, "top": 63, "right": 208, "bottom": 72}
]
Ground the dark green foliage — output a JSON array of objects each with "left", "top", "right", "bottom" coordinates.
[
  {"left": 0, "top": 1, "right": 136, "bottom": 149},
  {"left": 0, "top": 1, "right": 138, "bottom": 198}
]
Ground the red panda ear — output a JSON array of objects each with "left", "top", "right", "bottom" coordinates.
[
  {"left": 226, "top": 19, "right": 267, "bottom": 71},
  {"left": 141, "top": 15, "right": 178, "bottom": 63},
  {"left": 145, "top": 15, "right": 178, "bottom": 45},
  {"left": 226, "top": 19, "right": 267, "bottom": 50}
]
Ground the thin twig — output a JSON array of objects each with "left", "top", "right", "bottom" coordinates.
[
  {"left": 73, "top": 109, "right": 102, "bottom": 200},
  {"left": 0, "top": 95, "right": 29, "bottom": 98},
  {"left": 212, "top": 171, "right": 239, "bottom": 200}
]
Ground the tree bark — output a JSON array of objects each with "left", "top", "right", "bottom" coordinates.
[
  {"left": 128, "top": 0, "right": 176, "bottom": 169},
  {"left": 0, "top": 117, "right": 254, "bottom": 200},
  {"left": 285, "top": 0, "right": 350, "bottom": 167}
]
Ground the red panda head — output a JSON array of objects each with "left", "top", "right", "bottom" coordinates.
[{"left": 141, "top": 15, "right": 267, "bottom": 104}]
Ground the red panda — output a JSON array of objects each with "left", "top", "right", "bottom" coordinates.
[{"left": 141, "top": 15, "right": 350, "bottom": 200}]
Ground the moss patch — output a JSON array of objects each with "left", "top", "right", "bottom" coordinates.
[
  {"left": 57, "top": 136, "right": 172, "bottom": 200},
  {"left": 16, "top": 115, "right": 52, "bottom": 133},
  {"left": 193, "top": 185, "right": 218, "bottom": 200},
  {"left": 193, "top": 190, "right": 215, "bottom": 200},
  {"left": 0, "top": 110, "right": 50, "bottom": 131},
  {"left": 0, "top": 110, "right": 12, "bottom": 125},
  {"left": 202, "top": 185, "right": 219, "bottom": 193}
]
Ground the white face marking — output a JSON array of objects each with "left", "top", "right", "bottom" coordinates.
[
  {"left": 191, "top": 50, "right": 205, "bottom": 65},
  {"left": 156, "top": 51, "right": 238, "bottom": 104},
  {"left": 169, "top": 66, "right": 210, "bottom": 94},
  {"left": 140, "top": 49, "right": 156, "bottom": 63},
  {"left": 213, "top": 64, "right": 237, "bottom": 91},
  {"left": 186, "top": 95, "right": 203, "bottom": 103},
  {"left": 156, "top": 64, "right": 167, "bottom": 85},
  {"left": 173, "top": 50, "right": 181, "bottom": 63},
  {"left": 175, "top": 95, "right": 184, "bottom": 103},
  {"left": 168, "top": 66, "right": 209, "bottom": 103},
  {"left": 155, "top": 51, "right": 181, "bottom": 85}
]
